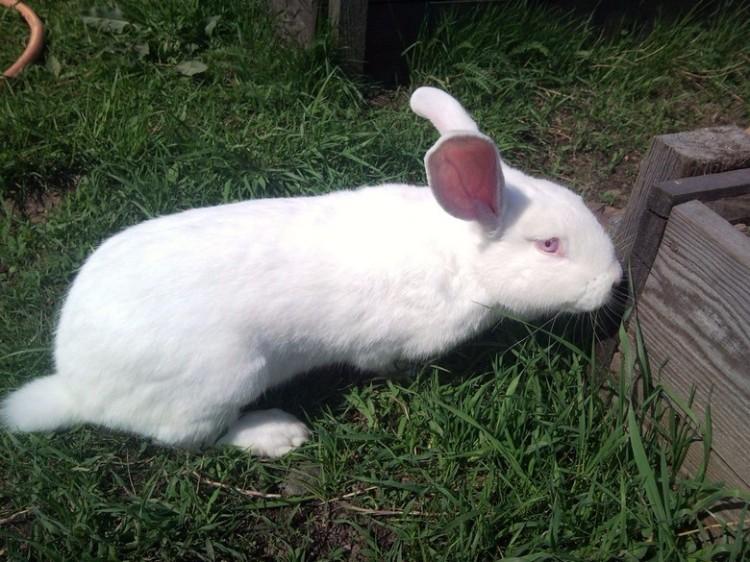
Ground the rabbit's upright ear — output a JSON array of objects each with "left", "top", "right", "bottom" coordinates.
[
  {"left": 411, "top": 87, "right": 503, "bottom": 228},
  {"left": 424, "top": 133, "right": 504, "bottom": 228},
  {"left": 410, "top": 87, "right": 479, "bottom": 135}
]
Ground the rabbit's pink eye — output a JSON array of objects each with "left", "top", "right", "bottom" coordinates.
[{"left": 535, "top": 237, "right": 560, "bottom": 254}]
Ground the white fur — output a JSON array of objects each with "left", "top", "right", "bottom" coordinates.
[
  {"left": 410, "top": 86, "right": 479, "bottom": 134},
  {"left": 218, "top": 409, "right": 310, "bottom": 457},
  {"left": 1, "top": 87, "right": 622, "bottom": 456}
]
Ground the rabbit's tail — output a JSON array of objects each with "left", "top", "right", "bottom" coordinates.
[{"left": 1, "top": 375, "right": 77, "bottom": 432}]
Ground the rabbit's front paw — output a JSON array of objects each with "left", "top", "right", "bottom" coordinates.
[{"left": 218, "top": 409, "right": 310, "bottom": 457}]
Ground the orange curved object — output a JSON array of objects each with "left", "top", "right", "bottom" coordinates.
[{"left": 2, "top": 0, "right": 44, "bottom": 78}]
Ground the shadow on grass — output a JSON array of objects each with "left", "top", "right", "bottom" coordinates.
[{"left": 250, "top": 298, "right": 627, "bottom": 427}]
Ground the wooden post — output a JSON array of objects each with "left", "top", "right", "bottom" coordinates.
[
  {"left": 597, "top": 127, "right": 750, "bottom": 366},
  {"left": 617, "top": 126, "right": 750, "bottom": 294},
  {"left": 598, "top": 169, "right": 750, "bottom": 519},
  {"left": 328, "top": 0, "right": 368, "bottom": 74}
]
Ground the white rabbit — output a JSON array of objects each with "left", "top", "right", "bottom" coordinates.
[{"left": 1, "top": 87, "right": 622, "bottom": 457}]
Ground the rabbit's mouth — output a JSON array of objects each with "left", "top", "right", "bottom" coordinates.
[{"left": 573, "top": 263, "right": 624, "bottom": 313}]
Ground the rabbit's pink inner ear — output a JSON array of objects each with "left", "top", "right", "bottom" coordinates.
[{"left": 427, "top": 136, "right": 502, "bottom": 225}]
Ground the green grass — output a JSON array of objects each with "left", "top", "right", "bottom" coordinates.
[{"left": 1, "top": 0, "right": 749, "bottom": 559}]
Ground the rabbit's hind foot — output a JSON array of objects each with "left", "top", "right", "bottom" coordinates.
[{"left": 217, "top": 408, "right": 310, "bottom": 457}]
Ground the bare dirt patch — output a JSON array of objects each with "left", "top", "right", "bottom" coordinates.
[{"left": 3, "top": 169, "right": 81, "bottom": 223}]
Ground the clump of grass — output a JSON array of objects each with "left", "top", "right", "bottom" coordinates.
[{"left": 1, "top": 0, "right": 749, "bottom": 559}]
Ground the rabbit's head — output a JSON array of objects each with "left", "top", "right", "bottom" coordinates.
[{"left": 411, "top": 87, "right": 622, "bottom": 318}]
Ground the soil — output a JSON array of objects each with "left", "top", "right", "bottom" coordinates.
[{"left": 3, "top": 169, "right": 81, "bottom": 223}]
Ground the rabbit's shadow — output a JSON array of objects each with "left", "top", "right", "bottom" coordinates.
[{"left": 249, "top": 310, "right": 621, "bottom": 423}]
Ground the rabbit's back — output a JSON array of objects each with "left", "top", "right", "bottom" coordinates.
[{"left": 55, "top": 185, "right": 490, "bottom": 389}]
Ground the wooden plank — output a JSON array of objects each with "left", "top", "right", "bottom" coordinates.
[
  {"left": 328, "top": 0, "right": 368, "bottom": 73},
  {"left": 649, "top": 168, "right": 750, "bottom": 217},
  {"left": 636, "top": 200, "right": 750, "bottom": 491},
  {"left": 628, "top": 210, "right": 668, "bottom": 295}
]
